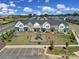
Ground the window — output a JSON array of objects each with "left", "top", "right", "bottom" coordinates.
[
  {"left": 46, "top": 25, "right": 49, "bottom": 28},
  {"left": 60, "top": 26, "right": 64, "bottom": 28},
  {"left": 19, "top": 25, "right": 23, "bottom": 27}
]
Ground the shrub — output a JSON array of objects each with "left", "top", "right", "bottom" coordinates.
[
  {"left": 8, "top": 40, "right": 12, "bottom": 42},
  {"left": 48, "top": 46, "right": 53, "bottom": 50}
]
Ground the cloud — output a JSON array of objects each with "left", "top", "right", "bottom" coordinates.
[
  {"left": 0, "top": 12, "right": 3, "bottom": 15},
  {"left": 9, "top": 1, "right": 16, "bottom": 7},
  {"left": 55, "top": 11, "right": 63, "bottom": 14},
  {"left": 0, "top": 3, "right": 9, "bottom": 9},
  {"left": 1, "top": 8, "right": 8, "bottom": 14},
  {"left": 21, "top": 13, "right": 27, "bottom": 15},
  {"left": 56, "top": 4, "right": 65, "bottom": 9},
  {"left": 64, "top": 7, "right": 70, "bottom": 11},
  {"left": 45, "top": 0, "right": 49, "bottom": 3},
  {"left": 42, "top": 6, "right": 56, "bottom": 12},
  {"left": 64, "top": 7, "right": 79, "bottom": 11},
  {"left": 33, "top": 10, "right": 41, "bottom": 15},
  {"left": 28, "top": 0, "right": 32, "bottom": 2},
  {"left": 23, "top": 7, "right": 32, "bottom": 12},
  {"left": 15, "top": 9, "right": 18, "bottom": 12},
  {"left": 2, "top": 8, "right": 15, "bottom": 15},
  {"left": 8, "top": 11, "right": 15, "bottom": 15}
]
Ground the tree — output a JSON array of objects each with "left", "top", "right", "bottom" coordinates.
[
  {"left": 73, "top": 12, "right": 78, "bottom": 16},
  {"left": 33, "top": 14, "right": 37, "bottom": 17},
  {"left": 49, "top": 40, "right": 54, "bottom": 50},
  {"left": 65, "top": 42, "right": 69, "bottom": 59},
  {"left": 1, "top": 34, "right": 6, "bottom": 42},
  {"left": 66, "top": 42, "right": 69, "bottom": 48},
  {"left": 44, "top": 14, "right": 49, "bottom": 17},
  {"left": 28, "top": 14, "right": 32, "bottom": 18}
]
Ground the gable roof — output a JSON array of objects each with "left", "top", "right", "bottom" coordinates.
[{"left": 15, "top": 17, "right": 68, "bottom": 26}]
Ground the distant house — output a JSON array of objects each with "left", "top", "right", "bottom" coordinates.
[{"left": 15, "top": 17, "right": 68, "bottom": 33}]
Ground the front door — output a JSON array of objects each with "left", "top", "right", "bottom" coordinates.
[
  {"left": 34, "top": 28, "right": 40, "bottom": 32},
  {"left": 19, "top": 28, "right": 24, "bottom": 32}
]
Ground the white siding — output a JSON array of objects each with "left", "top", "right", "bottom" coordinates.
[
  {"left": 42, "top": 22, "right": 50, "bottom": 29},
  {"left": 34, "top": 22, "right": 41, "bottom": 28},
  {"left": 58, "top": 23, "right": 65, "bottom": 32},
  {"left": 15, "top": 21, "right": 24, "bottom": 28}
]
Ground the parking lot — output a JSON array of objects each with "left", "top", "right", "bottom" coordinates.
[{"left": 0, "top": 47, "right": 51, "bottom": 59}]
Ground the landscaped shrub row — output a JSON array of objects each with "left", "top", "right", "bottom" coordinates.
[
  {"left": 67, "top": 30, "right": 76, "bottom": 43},
  {"left": 0, "top": 29, "right": 15, "bottom": 42},
  {"left": 75, "top": 32, "right": 79, "bottom": 39}
]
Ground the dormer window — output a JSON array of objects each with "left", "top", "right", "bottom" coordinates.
[
  {"left": 60, "top": 26, "right": 64, "bottom": 28},
  {"left": 19, "top": 25, "right": 23, "bottom": 27}
]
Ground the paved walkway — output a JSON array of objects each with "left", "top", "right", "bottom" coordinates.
[
  {"left": 72, "top": 30, "right": 79, "bottom": 44},
  {"left": 4, "top": 45, "right": 79, "bottom": 48}
]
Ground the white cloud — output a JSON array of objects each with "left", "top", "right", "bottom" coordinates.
[
  {"left": 64, "top": 7, "right": 70, "bottom": 11},
  {"left": 57, "top": 4, "right": 65, "bottom": 9},
  {"left": 64, "top": 7, "right": 79, "bottom": 11},
  {"left": 33, "top": 10, "right": 41, "bottom": 15},
  {"left": 45, "top": 0, "right": 49, "bottom": 2},
  {"left": 10, "top": 3, "right": 16, "bottom": 7},
  {"left": 42, "top": 6, "right": 56, "bottom": 12},
  {"left": 0, "top": 12, "right": 3, "bottom": 14},
  {"left": 2, "top": 8, "right": 8, "bottom": 12},
  {"left": 0, "top": 2, "right": 16, "bottom": 15},
  {"left": 9, "top": 1, "right": 16, "bottom": 7},
  {"left": 23, "top": 7, "right": 32, "bottom": 12},
  {"left": 21, "top": 13, "right": 27, "bottom": 15},
  {"left": 55, "top": 11, "right": 63, "bottom": 14},
  {"left": 1, "top": 8, "right": 15, "bottom": 15},
  {"left": 8, "top": 11, "right": 15, "bottom": 15},
  {"left": 0, "top": 3, "right": 9, "bottom": 9},
  {"left": 28, "top": 0, "right": 32, "bottom": 2}
]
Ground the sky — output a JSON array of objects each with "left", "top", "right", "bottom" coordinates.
[{"left": 0, "top": 0, "right": 79, "bottom": 15}]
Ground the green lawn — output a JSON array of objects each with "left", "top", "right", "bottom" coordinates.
[
  {"left": 47, "top": 47, "right": 79, "bottom": 56},
  {"left": 6, "top": 32, "right": 31, "bottom": 45},
  {"left": 6, "top": 32, "right": 49, "bottom": 45},
  {"left": 68, "top": 23, "right": 79, "bottom": 30},
  {"left": 46, "top": 32, "right": 77, "bottom": 45},
  {"left": 5, "top": 31, "right": 78, "bottom": 45}
]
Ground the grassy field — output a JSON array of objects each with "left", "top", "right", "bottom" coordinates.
[
  {"left": 6, "top": 32, "right": 30, "bottom": 45},
  {"left": 45, "top": 32, "right": 77, "bottom": 45},
  {"left": 5, "top": 31, "right": 77, "bottom": 45},
  {"left": 0, "top": 18, "right": 15, "bottom": 25},
  {"left": 68, "top": 23, "right": 79, "bottom": 30},
  {"left": 47, "top": 47, "right": 79, "bottom": 56}
]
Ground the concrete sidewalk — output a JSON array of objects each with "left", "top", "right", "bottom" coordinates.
[
  {"left": 72, "top": 30, "right": 79, "bottom": 44},
  {"left": 5, "top": 45, "right": 79, "bottom": 48}
]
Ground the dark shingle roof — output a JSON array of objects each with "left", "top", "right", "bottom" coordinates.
[{"left": 16, "top": 17, "right": 68, "bottom": 26}]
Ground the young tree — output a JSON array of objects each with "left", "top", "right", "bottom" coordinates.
[
  {"left": 65, "top": 42, "right": 69, "bottom": 59},
  {"left": 49, "top": 40, "right": 54, "bottom": 51},
  {"left": 66, "top": 42, "right": 69, "bottom": 48}
]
